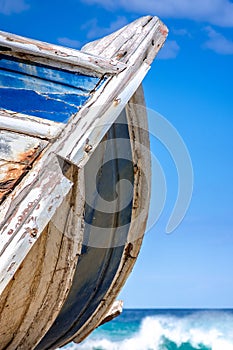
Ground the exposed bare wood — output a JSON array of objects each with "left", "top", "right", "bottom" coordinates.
[
  {"left": 0, "top": 109, "right": 63, "bottom": 140},
  {"left": 0, "top": 130, "right": 48, "bottom": 202},
  {"left": 0, "top": 31, "right": 127, "bottom": 77},
  {"left": 99, "top": 300, "right": 123, "bottom": 326}
]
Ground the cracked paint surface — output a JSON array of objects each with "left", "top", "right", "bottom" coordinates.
[
  {"left": 0, "top": 54, "right": 103, "bottom": 122},
  {"left": 0, "top": 130, "right": 47, "bottom": 202}
]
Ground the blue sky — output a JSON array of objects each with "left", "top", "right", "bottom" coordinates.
[{"left": 0, "top": 0, "right": 233, "bottom": 308}]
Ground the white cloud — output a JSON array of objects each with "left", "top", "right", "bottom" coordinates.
[
  {"left": 172, "top": 28, "right": 190, "bottom": 37},
  {"left": 81, "top": 16, "right": 128, "bottom": 39},
  {"left": 0, "top": 0, "right": 29, "bottom": 15},
  {"left": 203, "top": 26, "right": 233, "bottom": 54},
  {"left": 57, "top": 37, "right": 81, "bottom": 49},
  {"left": 157, "top": 40, "right": 180, "bottom": 59},
  {"left": 81, "top": 0, "right": 233, "bottom": 27}
]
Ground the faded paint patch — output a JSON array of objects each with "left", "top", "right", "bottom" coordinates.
[
  {"left": 0, "top": 54, "right": 103, "bottom": 122},
  {"left": 0, "top": 130, "right": 47, "bottom": 202}
]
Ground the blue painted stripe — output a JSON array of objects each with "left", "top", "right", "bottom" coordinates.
[
  {"left": 0, "top": 55, "right": 99, "bottom": 90},
  {"left": 0, "top": 54, "right": 102, "bottom": 122},
  {"left": 0, "top": 88, "right": 84, "bottom": 122},
  {"left": 0, "top": 70, "right": 90, "bottom": 94}
]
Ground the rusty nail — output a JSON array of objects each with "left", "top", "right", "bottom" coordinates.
[
  {"left": 84, "top": 144, "right": 93, "bottom": 153},
  {"left": 84, "top": 139, "right": 93, "bottom": 153},
  {"left": 113, "top": 98, "right": 121, "bottom": 106},
  {"left": 29, "top": 228, "right": 38, "bottom": 238}
]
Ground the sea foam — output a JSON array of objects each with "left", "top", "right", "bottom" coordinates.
[{"left": 64, "top": 310, "right": 233, "bottom": 350}]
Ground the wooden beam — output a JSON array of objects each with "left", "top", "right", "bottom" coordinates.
[
  {"left": 0, "top": 109, "right": 63, "bottom": 139},
  {"left": 82, "top": 16, "right": 168, "bottom": 66},
  {"left": 0, "top": 31, "right": 126, "bottom": 77}
]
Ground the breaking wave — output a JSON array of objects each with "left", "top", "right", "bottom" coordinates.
[{"left": 65, "top": 310, "right": 233, "bottom": 350}]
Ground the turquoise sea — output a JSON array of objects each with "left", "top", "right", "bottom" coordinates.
[{"left": 63, "top": 309, "right": 233, "bottom": 350}]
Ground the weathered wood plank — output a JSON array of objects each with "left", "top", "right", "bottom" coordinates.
[
  {"left": 0, "top": 227, "right": 48, "bottom": 349},
  {"left": 0, "top": 156, "right": 73, "bottom": 295},
  {"left": 2, "top": 167, "right": 85, "bottom": 350},
  {"left": 0, "top": 130, "right": 47, "bottom": 163},
  {"left": 81, "top": 16, "right": 153, "bottom": 56},
  {"left": 0, "top": 31, "right": 126, "bottom": 77},
  {"left": 119, "top": 20, "right": 166, "bottom": 65},
  {"left": 0, "top": 109, "right": 63, "bottom": 140},
  {"left": 101, "top": 20, "right": 157, "bottom": 62},
  {"left": 82, "top": 15, "right": 168, "bottom": 65}
]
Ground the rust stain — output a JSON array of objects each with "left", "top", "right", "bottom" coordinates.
[
  {"left": 0, "top": 163, "right": 25, "bottom": 201},
  {"left": 0, "top": 141, "right": 45, "bottom": 203},
  {"left": 16, "top": 144, "right": 42, "bottom": 164},
  {"left": 25, "top": 227, "right": 38, "bottom": 238},
  {"left": 159, "top": 24, "right": 169, "bottom": 37}
]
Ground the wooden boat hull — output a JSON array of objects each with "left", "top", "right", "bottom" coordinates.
[{"left": 0, "top": 16, "right": 168, "bottom": 349}]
